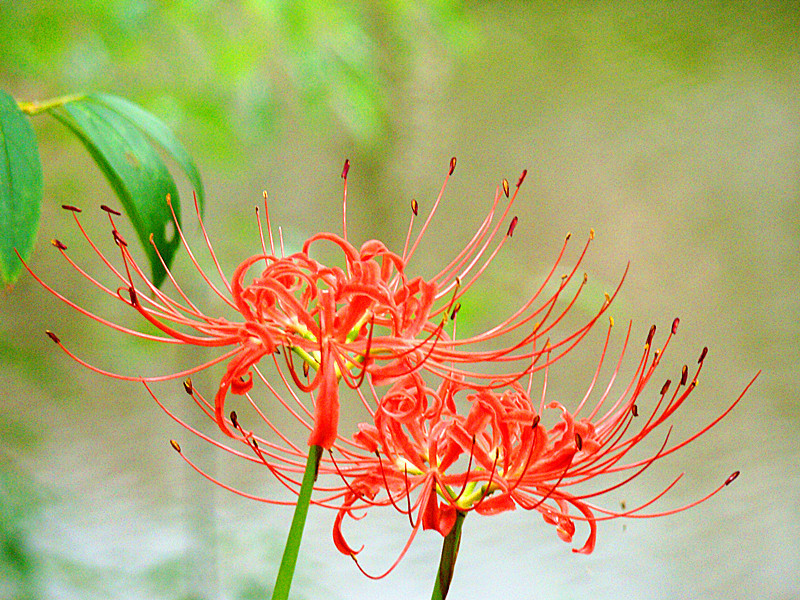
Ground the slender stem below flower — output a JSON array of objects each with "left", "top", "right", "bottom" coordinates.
[
  {"left": 271, "top": 444, "right": 322, "bottom": 600},
  {"left": 431, "top": 511, "right": 467, "bottom": 600}
]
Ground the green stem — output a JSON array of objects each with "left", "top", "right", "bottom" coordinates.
[
  {"left": 16, "top": 94, "right": 84, "bottom": 116},
  {"left": 431, "top": 511, "right": 466, "bottom": 600},
  {"left": 271, "top": 444, "right": 322, "bottom": 600}
]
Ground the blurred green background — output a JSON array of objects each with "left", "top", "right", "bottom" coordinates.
[{"left": 1, "top": 1, "right": 798, "bottom": 599}]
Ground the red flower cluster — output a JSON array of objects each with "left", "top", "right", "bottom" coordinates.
[
  {"left": 330, "top": 320, "right": 752, "bottom": 575},
  {"left": 25, "top": 158, "right": 756, "bottom": 576}
]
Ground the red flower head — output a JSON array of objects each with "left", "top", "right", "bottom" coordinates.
[
  {"left": 27, "top": 160, "right": 442, "bottom": 450},
  {"left": 25, "top": 158, "right": 608, "bottom": 452},
  {"left": 328, "top": 317, "right": 757, "bottom": 577}
]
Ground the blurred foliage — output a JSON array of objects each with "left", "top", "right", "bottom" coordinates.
[
  {"left": 0, "top": 422, "right": 43, "bottom": 600},
  {"left": 0, "top": 0, "right": 477, "bottom": 158}
]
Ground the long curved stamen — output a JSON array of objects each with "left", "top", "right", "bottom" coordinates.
[
  {"left": 403, "top": 466, "right": 414, "bottom": 527},
  {"left": 404, "top": 157, "right": 456, "bottom": 264},
  {"left": 401, "top": 199, "right": 418, "bottom": 262},
  {"left": 471, "top": 451, "right": 501, "bottom": 510},
  {"left": 170, "top": 442, "right": 299, "bottom": 506},
  {"left": 505, "top": 422, "right": 541, "bottom": 496},
  {"left": 374, "top": 451, "right": 414, "bottom": 517},
  {"left": 342, "top": 159, "right": 350, "bottom": 243}
]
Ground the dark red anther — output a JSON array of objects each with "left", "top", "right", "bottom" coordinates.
[
  {"left": 698, "top": 346, "right": 708, "bottom": 363},
  {"left": 631, "top": 404, "right": 639, "bottom": 417},
  {"left": 680, "top": 365, "right": 688, "bottom": 386},
  {"left": 672, "top": 317, "right": 680, "bottom": 334},
  {"left": 183, "top": 378, "right": 193, "bottom": 395},
  {"left": 170, "top": 440, "right": 182, "bottom": 453},
  {"left": 100, "top": 204, "right": 122, "bottom": 216},
  {"left": 502, "top": 178, "right": 510, "bottom": 198},
  {"left": 45, "top": 330, "right": 60, "bottom": 344},
  {"left": 230, "top": 410, "right": 239, "bottom": 429},
  {"left": 303, "top": 361, "right": 310, "bottom": 378},
  {"left": 112, "top": 230, "right": 128, "bottom": 247},
  {"left": 128, "top": 286, "right": 139, "bottom": 307},
  {"left": 517, "top": 169, "right": 527, "bottom": 187},
  {"left": 450, "top": 302, "right": 461, "bottom": 320},
  {"left": 341, "top": 159, "right": 350, "bottom": 179},
  {"left": 411, "top": 199, "right": 419, "bottom": 216},
  {"left": 725, "top": 471, "right": 740, "bottom": 486},
  {"left": 646, "top": 324, "right": 656, "bottom": 347},
  {"left": 61, "top": 204, "right": 82, "bottom": 213},
  {"left": 507, "top": 216, "right": 519, "bottom": 237},
  {"left": 51, "top": 239, "right": 67, "bottom": 250},
  {"left": 531, "top": 415, "right": 541, "bottom": 428},
  {"left": 574, "top": 433, "right": 583, "bottom": 451},
  {"left": 660, "top": 379, "right": 671, "bottom": 395},
  {"left": 449, "top": 156, "right": 456, "bottom": 175}
]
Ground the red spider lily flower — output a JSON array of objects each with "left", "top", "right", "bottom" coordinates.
[
  {"left": 23, "top": 163, "right": 437, "bottom": 450},
  {"left": 21, "top": 158, "right": 756, "bottom": 581},
  {"left": 22, "top": 158, "right": 614, "bottom": 453},
  {"left": 328, "top": 318, "right": 758, "bottom": 577}
]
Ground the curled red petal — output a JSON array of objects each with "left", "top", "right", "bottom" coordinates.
[
  {"left": 333, "top": 497, "right": 365, "bottom": 556},
  {"left": 307, "top": 345, "right": 340, "bottom": 449},
  {"left": 474, "top": 492, "right": 517, "bottom": 516}
]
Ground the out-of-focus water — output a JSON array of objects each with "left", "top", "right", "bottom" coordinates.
[{"left": 2, "top": 3, "right": 798, "bottom": 599}]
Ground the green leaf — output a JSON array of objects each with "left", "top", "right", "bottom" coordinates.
[
  {"left": 91, "top": 93, "right": 205, "bottom": 213},
  {"left": 0, "top": 90, "right": 43, "bottom": 285},
  {"left": 49, "top": 94, "right": 202, "bottom": 287}
]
